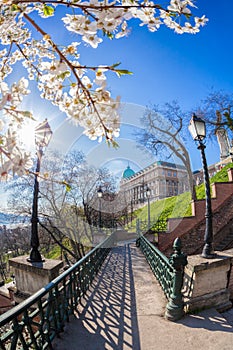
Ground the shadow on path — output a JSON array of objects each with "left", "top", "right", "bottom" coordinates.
[
  {"left": 53, "top": 241, "right": 233, "bottom": 350},
  {"left": 178, "top": 308, "right": 233, "bottom": 332},
  {"left": 53, "top": 244, "right": 140, "bottom": 350}
]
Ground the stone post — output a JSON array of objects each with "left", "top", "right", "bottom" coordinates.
[
  {"left": 9, "top": 256, "right": 63, "bottom": 303},
  {"left": 183, "top": 254, "right": 232, "bottom": 312}
]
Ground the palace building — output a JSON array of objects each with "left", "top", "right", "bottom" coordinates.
[{"left": 119, "top": 161, "right": 189, "bottom": 209}]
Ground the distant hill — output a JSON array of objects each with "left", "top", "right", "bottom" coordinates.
[
  {"left": 0, "top": 212, "right": 29, "bottom": 226},
  {"left": 0, "top": 212, "right": 15, "bottom": 225}
]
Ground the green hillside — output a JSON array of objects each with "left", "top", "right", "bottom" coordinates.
[
  {"left": 128, "top": 163, "right": 233, "bottom": 232},
  {"left": 195, "top": 162, "right": 233, "bottom": 199}
]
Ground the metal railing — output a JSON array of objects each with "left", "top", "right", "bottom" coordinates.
[
  {"left": 0, "top": 233, "right": 115, "bottom": 350},
  {"left": 136, "top": 219, "right": 187, "bottom": 321},
  {"left": 136, "top": 233, "right": 174, "bottom": 299}
]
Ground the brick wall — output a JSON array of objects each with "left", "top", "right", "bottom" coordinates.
[{"left": 158, "top": 168, "right": 233, "bottom": 256}]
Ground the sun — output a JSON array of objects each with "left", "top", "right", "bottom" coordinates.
[{"left": 19, "top": 120, "right": 37, "bottom": 151}]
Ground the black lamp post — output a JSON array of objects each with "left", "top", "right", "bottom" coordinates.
[
  {"left": 97, "top": 186, "right": 103, "bottom": 228},
  {"left": 146, "top": 186, "right": 151, "bottom": 231},
  {"left": 130, "top": 199, "right": 133, "bottom": 223},
  {"left": 28, "top": 119, "right": 52, "bottom": 263},
  {"left": 188, "top": 114, "right": 216, "bottom": 258}
]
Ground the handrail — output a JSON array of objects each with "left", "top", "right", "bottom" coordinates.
[
  {"left": 0, "top": 233, "right": 115, "bottom": 349},
  {"left": 136, "top": 219, "right": 188, "bottom": 321},
  {"left": 137, "top": 234, "right": 174, "bottom": 299}
]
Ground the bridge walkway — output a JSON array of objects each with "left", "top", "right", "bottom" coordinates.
[{"left": 53, "top": 241, "right": 233, "bottom": 350}]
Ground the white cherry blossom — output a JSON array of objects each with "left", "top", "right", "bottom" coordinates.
[{"left": 0, "top": 1, "right": 207, "bottom": 179}]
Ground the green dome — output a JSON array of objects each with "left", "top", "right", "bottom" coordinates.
[{"left": 123, "top": 165, "right": 135, "bottom": 179}]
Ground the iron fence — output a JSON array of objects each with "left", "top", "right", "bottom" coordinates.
[
  {"left": 0, "top": 233, "right": 115, "bottom": 350},
  {"left": 137, "top": 233, "right": 174, "bottom": 299},
  {"left": 136, "top": 219, "right": 187, "bottom": 320}
]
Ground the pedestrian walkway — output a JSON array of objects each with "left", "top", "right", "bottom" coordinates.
[{"left": 53, "top": 242, "right": 233, "bottom": 350}]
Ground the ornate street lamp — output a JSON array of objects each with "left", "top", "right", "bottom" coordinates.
[
  {"left": 97, "top": 186, "right": 103, "bottom": 228},
  {"left": 146, "top": 186, "right": 151, "bottom": 232},
  {"left": 28, "top": 119, "right": 53, "bottom": 263},
  {"left": 188, "top": 114, "right": 216, "bottom": 258}
]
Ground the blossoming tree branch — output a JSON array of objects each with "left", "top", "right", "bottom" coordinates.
[{"left": 0, "top": 0, "right": 207, "bottom": 178}]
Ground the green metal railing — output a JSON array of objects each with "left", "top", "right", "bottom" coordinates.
[
  {"left": 137, "top": 234, "right": 174, "bottom": 299},
  {"left": 0, "top": 233, "right": 115, "bottom": 350},
  {"left": 136, "top": 220, "right": 187, "bottom": 321}
]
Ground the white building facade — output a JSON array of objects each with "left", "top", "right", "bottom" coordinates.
[{"left": 119, "top": 161, "right": 189, "bottom": 209}]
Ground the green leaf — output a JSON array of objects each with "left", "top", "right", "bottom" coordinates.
[
  {"left": 102, "top": 30, "right": 114, "bottom": 39},
  {"left": 11, "top": 4, "right": 19, "bottom": 11},
  {"left": 22, "top": 111, "right": 36, "bottom": 120},
  {"left": 43, "top": 5, "right": 54, "bottom": 17},
  {"left": 111, "top": 62, "right": 121, "bottom": 68},
  {"left": 106, "top": 139, "right": 119, "bottom": 148},
  {"left": 184, "top": 14, "right": 192, "bottom": 19},
  {"left": 65, "top": 184, "right": 72, "bottom": 192},
  {"left": 107, "top": 32, "right": 114, "bottom": 39},
  {"left": 115, "top": 69, "right": 133, "bottom": 77},
  {"left": 57, "top": 71, "right": 70, "bottom": 80},
  {"left": 112, "top": 140, "right": 119, "bottom": 149},
  {"left": 61, "top": 181, "right": 72, "bottom": 192},
  {"left": 169, "top": 12, "right": 177, "bottom": 18}
]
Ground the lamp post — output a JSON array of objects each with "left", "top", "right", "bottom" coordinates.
[
  {"left": 97, "top": 186, "right": 103, "bottom": 228},
  {"left": 130, "top": 199, "right": 133, "bottom": 223},
  {"left": 28, "top": 119, "right": 53, "bottom": 263},
  {"left": 146, "top": 186, "right": 151, "bottom": 232},
  {"left": 188, "top": 114, "right": 216, "bottom": 258}
]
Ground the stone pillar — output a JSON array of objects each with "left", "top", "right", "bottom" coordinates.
[
  {"left": 216, "top": 127, "right": 231, "bottom": 161},
  {"left": 220, "top": 248, "right": 233, "bottom": 299},
  {"left": 183, "top": 254, "right": 232, "bottom": 313},
  {"left": 9, "top": 256, "right": 63, "bottom": 303},
  {"left": 227, "top": 167, "right": 233, "bottom": 182}
]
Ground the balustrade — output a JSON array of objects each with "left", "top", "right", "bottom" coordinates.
[
  {"left": 136, "top": 219, "right": 187, "bottom": 321},
  {"left": 0, "top": 234, "right": 115, "bottom": 349}
]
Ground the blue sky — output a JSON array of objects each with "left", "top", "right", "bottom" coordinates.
[
  {"left": 65, "top": 0, "right": 233, "bottom": 175},
  {"left": 98, "top": 0, "right": 233, "bottom": 108},
  {"left": 2, "top": 1, "right": 233, "bottom": 189}
]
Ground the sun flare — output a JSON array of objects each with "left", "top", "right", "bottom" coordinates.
[{"left": 19, "top": 120, "right": 37, "bottom": 151}]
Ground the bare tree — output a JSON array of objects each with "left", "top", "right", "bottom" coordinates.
[
  {"left": 197, "top": 90, "right": 233, "bottom": 134},
  {"left": 0, "top": 225, "right": 31, "bottom": 257},
  {"left": 6, "top": 149, "right": 118, "bottom": 261},
  {"left": 137, "top": 101, "right": 196, "bottom": 200}
]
